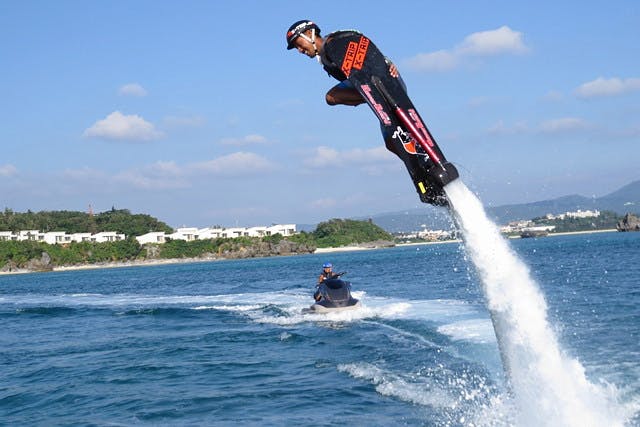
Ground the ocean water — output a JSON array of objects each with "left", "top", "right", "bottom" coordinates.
[
  {"left": 1, "top": 232, "right": 639, "bottom": 426},
  {"left": 445, "top": 180, "right": 638, "bottom": 427}
]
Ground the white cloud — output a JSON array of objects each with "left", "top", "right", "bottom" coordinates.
[
  {"left": 405, "top": 26, "right": 528, "bottom": 72},
  {"left": 575, "top": 77, "right": 640, "bottom": 98},
  {"left": 404, "top": 50, "right": 458, "bottom": 72},
  {"left": 60, "top": 163, "right": 187, "bottom": 191},
  {"left": 114, "top": 161, "right": 188, "bottom": 190},
  {"left": 457, "top": 26, "right": 528, "bottom": 56},
  {"left": 83, "top": 111, "right": 163, "bottom": 142},
  {"left": 118, "top": 83, "right": 148, "bottom": 97},
  {"left": 219, "top": 134, "right": 268, "bottom": 146},
  {"left": 57, "top": 154, "right": 276, "bottom": 191},
  {"left": 487, "top": 117, "right": 594, "bottom": 135},
  {"left": 190, "top": 152, "right": 275, "bottom": 176},
  {"left": 539, "top": 117, "right": 590, "bottom": 133},
  {"left": 0, "top": 164, "right": 18, "bottom": 177},
  {"left": 115, "top": 172, "right": 188, "bottom": 190},
  {"left": 303, "top": 146, "right": 391, "bottom": 168},
  {"left": 304, "top": 146, "right": 340, "bottom": 168}
]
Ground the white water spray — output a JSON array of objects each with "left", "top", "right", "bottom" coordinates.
[{"left": 444, "top": 179, "right": 628, "bottom": 427}]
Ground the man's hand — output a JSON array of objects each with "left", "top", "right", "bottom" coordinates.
[{"left": 389, "top": 63, "right": 399, "bottom": 78}]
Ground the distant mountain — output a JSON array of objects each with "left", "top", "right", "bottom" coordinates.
[
  {"left": 487, "top": 180, "right": 640, "bottom": 225},
  {"left": 303, "top": 180, "right": 640, "bottom": 233},
  {"left": 485, "top": 194, "right": 598, "bottom": 226},
  {"left": 597, "top": 180, "right": 640, "bottom": 211}
]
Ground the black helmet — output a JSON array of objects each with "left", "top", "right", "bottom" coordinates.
[{"left": 286, "top": 20, "right": 320, "bottom": 50}]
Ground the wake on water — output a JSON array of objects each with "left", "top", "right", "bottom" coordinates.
[{"left": 444, "top": 179, "right": 635, "bottom": 427}]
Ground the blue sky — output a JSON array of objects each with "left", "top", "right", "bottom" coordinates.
[{"left": 1, "top": 1, "right": 639, "bottom": 228}]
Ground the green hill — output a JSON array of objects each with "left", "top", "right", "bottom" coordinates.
[
  {"left": 311, "top": 218, "right": 393, "bottom": 248},
  {"left": 0, "top": 208, "right": 173, "bottom": 236}
]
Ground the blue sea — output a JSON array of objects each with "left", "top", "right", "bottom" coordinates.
[{"left": 1, "top": 231, "right": 639, "bottom": 426}]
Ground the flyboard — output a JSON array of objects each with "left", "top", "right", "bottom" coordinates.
[{"left": 323, "top": 31, "right": 459, "bottom": 205}]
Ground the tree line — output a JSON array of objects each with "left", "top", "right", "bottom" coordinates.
[
  {"left": 0, "top": 214, "right": 393, "bottom": 271},
  {"left": 531, "top": 210, "right": 623, "bottom": 233},
  {"left": 0, "top": 208, "right": 173, "bottom": 236}
]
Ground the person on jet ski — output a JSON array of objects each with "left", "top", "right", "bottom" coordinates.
[
  {"left": 317, "top": 262, "right": 338, "bottom": 284},
  {"left": 315, "top": 262, "right": 339, "bottom": 302}
]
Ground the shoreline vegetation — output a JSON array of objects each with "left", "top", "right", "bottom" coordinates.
[
  {"left": 0, "top": 218, "right": 392, "bottom": 275},
  {"left": 3, "top": 209, "right": 635, "bottom": 276},
  {"left": 0, "top": 229, "right": 619, "bottom": 276}
]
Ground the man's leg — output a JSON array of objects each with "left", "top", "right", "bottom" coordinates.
[{"left": 326, "top": 81, "right": 365, "bottom": 106}]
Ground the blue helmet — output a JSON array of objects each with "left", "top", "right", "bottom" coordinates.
[
  {"left": 286, "top": 20, "right": 320, "bottom": 50},
  {"left": 322, "top": 262, "right": 332, "bottom": 268}
]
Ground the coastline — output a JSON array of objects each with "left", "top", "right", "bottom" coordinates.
[
  {"left": 0, "top": 229, "right": 621, "bottom": 276},
  {"left": 508, "top": 228, "right": 617, "bottom": 239},
  {"left": 0, "top": 256, "right": 221, "bottom": 276}
]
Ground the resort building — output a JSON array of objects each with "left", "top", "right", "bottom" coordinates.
[
  {"left": 2, "top": 224, "right": 297, "bottom": 246},
  {"left": 92, "top": 232, "right": 126, "bottom": 242},
  {"left": 135, "top": 232, "right": 167, "bottom": 245},
  {"left": 135, "top": 224, "right": 297, "bottom": 245},
  {"left": 0, "top": 230, "right": 125, "bottom": 244},
  {"left": 545, "top": 210, "right": 601, "bottom": 220}
]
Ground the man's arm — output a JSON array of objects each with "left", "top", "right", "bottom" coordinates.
[{"left": 325, "top": 62, "right": 399, "bottom": 106}]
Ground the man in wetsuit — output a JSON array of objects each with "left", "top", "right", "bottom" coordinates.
[
  {"left": 285, "top": 20, "right": 450, "bottom": 206},
  {"left": 286, "top": 20, "right": 399, "bottom": 108}
]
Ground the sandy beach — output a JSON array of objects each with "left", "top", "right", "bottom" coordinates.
[{"left": 0, "top": 256, "right": 221, "bottom": 276}]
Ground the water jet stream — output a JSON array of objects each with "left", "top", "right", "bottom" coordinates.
[{"left": 444, "top": 179, "right": 627, "bottom": 427}]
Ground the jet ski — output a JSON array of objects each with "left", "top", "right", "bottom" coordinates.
[{"left": 309, "top": 275, "right": 361, "bottom": 313}]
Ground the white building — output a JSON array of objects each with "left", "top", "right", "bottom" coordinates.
[
  {"left": 500, "top": 220, "right": 534, "bottom": 233},
  {"left": 221, "top": 227, "right": 248, "bottom": 238},
  {"left": 136, "top": 232, "right": 167, "bottom": 245},
  {"left": 416, "top": 229, "right": 451, "bottom": 241},
  {"left": 70, "top": 233, "right": 94, "bottom": 242},
  {"left": 43, "top": 232, "right": 72, "bottom": 245},
  {"left": 167, "top": 227, "right": 200, "bottom": 241},
  {"left": 92, "top": 232, "right": 125, "bottom": 243},
  {"left": 18, "top": 230, "right": 43, "bottom": 241},
  {"left": 267, "top": 224, "right": 296, "bottom": 236},
  {"left": 197, "top": 227, "right": 225, "bottom": 239},
  {"left": 246, "top": 226, "right": 268, "bottom": 237},
  {"left": 521, "top": 225, "right": 556, "bottom": 233},
  {"left": 0, "top": 231, "right": 17, "bottom": 241},
  {"left": 546, "top": 210, "right": 600, "bottom": 220},
  {"left": 2, "top": 223, "right": 297, "bottom": 245}
]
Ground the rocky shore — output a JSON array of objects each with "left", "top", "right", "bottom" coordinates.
[
  {"left": 617, "top": 213, "right": 640, "bottom": 232},
  {"left": 1, "top": 240, "right": 317, "bottom": 275}
]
